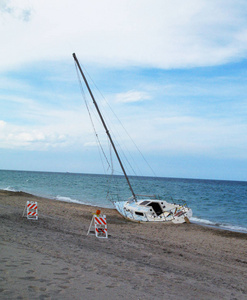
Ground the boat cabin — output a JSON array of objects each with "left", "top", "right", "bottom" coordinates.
[
  {"left": 125, "top": 199, "right": 166, "bottom": 217},
  {"left": 139, "top": 200, "right": 164, "bottom": 216}
]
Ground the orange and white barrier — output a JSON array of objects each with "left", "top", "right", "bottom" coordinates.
[
  {"left": 94, "top": 215, "right": 108, "bottom": 238},
  {"left": 87, "top": 211, "right": 108, "bottom": 238},
  {"left": 22, "top": 201, "right": 38, "bottom": 220}
]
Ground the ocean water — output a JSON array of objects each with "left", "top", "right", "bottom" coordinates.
[{"left": 0, "top": 169, "right": 246, "bottom": 233}]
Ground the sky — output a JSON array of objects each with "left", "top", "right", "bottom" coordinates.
[{"left": 0, "top": 0, "right": 247, "bottom": 181}]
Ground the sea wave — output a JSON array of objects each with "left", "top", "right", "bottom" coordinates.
[
  {"left": 54, "top": 195, "right": 101, "bottom": 208},
  {"left": 3, "top": 186, "right": 19, "bottom": 192},
  {"left": 191, "top": 217, "right": 247, "bottom": 233},
  {"left": 54, "top": 195, "right": 86, "bottom": 205}
]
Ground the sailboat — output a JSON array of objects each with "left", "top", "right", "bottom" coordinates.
[{"left": 73, "top": 53, "right": 192, "bottom": 224}]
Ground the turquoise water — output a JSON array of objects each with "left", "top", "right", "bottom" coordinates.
[{"left": 0, "top": 169, "right": 246, "bottom": 233}]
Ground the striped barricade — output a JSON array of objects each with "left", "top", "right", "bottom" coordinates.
[
  {"left": 87, "top": 212, "right": 108, "bottom": 238},
  {"left": 94, "top": 215, "right": 108, "bottom": 238},
  {"left": 22, "top": 201, "right": 38, "bottom": 220}
]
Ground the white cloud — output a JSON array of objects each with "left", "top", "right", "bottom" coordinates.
[
  {"left": 115, "top": 90, "right": 151, "bottom": 103},
  {"left": 111, "top": 107, "right": 247, "bottom": 160},
  {"left": 0, "top": 92, "right": 95, "bottom": 151},
  {"left": 0, "top": 120, "right": 67, "bottom": 150},
  {"left": 0, "top": 0, "right": 32, "bottom": 21},
  {"left": 0, "top": 120, "right": 6, "bottom": 128},
  {"left": 1, "top": 0, "right": 247, "bottom": 71}
]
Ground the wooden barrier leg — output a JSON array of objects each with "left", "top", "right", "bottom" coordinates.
[
  {"left": 22, "top": 203, "right": 27, "bottom": 217},
  {"left": 87, "top": 216, "right": 94, "bottom": 235}
]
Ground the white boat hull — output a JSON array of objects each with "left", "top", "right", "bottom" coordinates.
[{"left": 113, "top": 198, "right": 192, "bottom": 223}]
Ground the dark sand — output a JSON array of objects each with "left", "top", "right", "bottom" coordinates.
[{"left": 0, "top": 190, "right": 246, "bottom": 299}]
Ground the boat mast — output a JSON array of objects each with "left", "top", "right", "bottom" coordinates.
[{"left": 73, "top": 53, "right": 137, "bottom": 201}]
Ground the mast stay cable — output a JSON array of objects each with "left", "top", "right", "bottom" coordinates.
[
  {"left": 74, "top": 61, "right": 112, "bottom": 174},
  {"left": 73, "top": 53, "right": 136, "bottom": 201},
  {"left": 80, "top": 63, "right": 157, "bottom": 178}
]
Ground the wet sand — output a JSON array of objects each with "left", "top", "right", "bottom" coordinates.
[{"left": 0, "top": 189, "right": 246, "bottom": 299}]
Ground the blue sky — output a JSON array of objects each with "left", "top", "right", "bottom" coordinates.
[{"left": 0, "top": 0, "right": 247, "bottom": 181}]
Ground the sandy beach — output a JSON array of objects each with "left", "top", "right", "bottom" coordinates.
[{"left": 0, "top": 190, "right": 246, "bottom": 299}]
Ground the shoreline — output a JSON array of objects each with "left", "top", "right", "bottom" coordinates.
[
  {"left": 1, "top": 189, "right": 247, "bottom": 299},
  {"left": 2, "top": 188, "right": 247, "bottom": 234},
  {"left": 2, "top": 189, "right": 246, "bottom": 238}
]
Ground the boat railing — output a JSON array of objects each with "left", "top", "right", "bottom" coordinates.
[
  {"left": 135, "top": 194, "right": 156, "bottom": 198},
  {"left": 107, "top": 192, "right": 159, "bottom": 204},
  {"left": 170, "top": 197, "right": 188, "bottom": 207}
]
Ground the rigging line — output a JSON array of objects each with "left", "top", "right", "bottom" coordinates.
[
  {"left": 106, "top": 120, "right": 144, "bottom": 177},
  {"left": 79, "top": 66, "right": 140, "bottom": 177},
  {"left": 103, "top": 139, "right": 120, "bottom": 199},
  {"left": 112, "top": 136, "right": 138, "bottom": 176},
  {"left": 73, "top": 53, "right": 136, "bottom": 201},
  {"left": 74, "top": 62, "right": 111, "bottom": 171},
  {"left": 75, "top": 63, "right": 126, "bottom": 178},
  {"left": 106, "top": 122, "right": 142, "bottom": 177},
  {"left": 108, "top": 139, "right": 114, "bottom": 175},
  {"left": 81, "top": 66, "right": 157, "bottom": 177},
  {"left": 101, "top": 125, "right": 138, "bottom": 177},
  {"left": 105, "top": 139, "right": 116, "bottom": 196},
  {"left": 110, "top": 110, "right": 157, "bottom": 177}
]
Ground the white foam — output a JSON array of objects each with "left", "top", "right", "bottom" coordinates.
[
  {"left": 191, "top": 217, "right": 247, "bottom": 233},
  {"left": 55, "top": 195, "right": 85, "bottom": 205},
  {"left": 218, "top": 223, "right": 247, "bottom": 233},
  {"left": 4, "top": 186, "right": 18, "bottom": 192},
  {"left": 191, "top": 217, "right": 215, "bottom": 225},
  {"left": 54, "top": 195, "right": 112, "bottom": 208}
]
